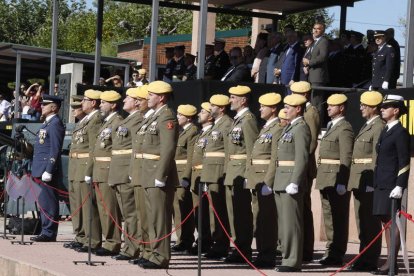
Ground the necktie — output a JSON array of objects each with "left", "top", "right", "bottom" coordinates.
[{"left": 326, "top": 121, "right": 333, "bottom": 132}]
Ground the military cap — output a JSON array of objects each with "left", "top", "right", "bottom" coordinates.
[
  {"left": 100, "top": 90, "right": 121, "bottom": 102},
  {"left": 290, "top": 81, "right": 311, "bottom": 93},
  {"left": 70, "top": 101, "right": 82, "bottom": 108},
  {"left": 350, "top": 30, "right": 364, "bottom": 40},
  {"left": 137, "top": 85, "right": 149, "bottom": 99},
  {"left": 177, "top": 104, "right": 197, "bottom": 117},
  {"left": 185, "top": 53, "right": 196, "bottom": 60},
  {"left": 126, "top": 87, "right": 140, "bottom": 98},
  {"left": 205, "top": 44, "right": 214, "bottom": 48},
  {"left": 214, "top": 38, "right": 226, "bottom": 44},
  {"left": 228, "top": 85, "right": 251, "bottom": 96},
  {"left": 71, "top": 95, "right": 84, "bottom": 102},
  {"left": 84, "top": 89, "right": 102, "bottom": 100},
  {"left": 70, "top": 95, "right": 83, "bottom": 108},
  {"left": 147, "top": 81, "right": 173, "bottom": 94},
  {"left": 340, "top": 30, "right": 351, "bottom": 39},
  {"left": 284, "top": 94, "right": 307, "bottom": 106},
  {"left": 327, "top": 94, "right": 348, "bottom": 105},
  {"left": 210, "top": 94, "right": 230, "bottom": 106},
  {"left": 259, "top": 92, "right": 282, "bottom": 106},
  {"left": 381, "top": 94, "right": 408, "bottom": 115},
  {"left": 278, "top": 109, "right": 288, "bottom": 120},
  {"left": 138, "top": 69, "right": 146, "bottom": 75},
  {"left": 201, "top": 102, "right": 211, "bottom": 112},
  {"left": 374, "top": 30, "right": 386, "bottom": 37},
  {"left": 360, "top": 91, "right": 383, "bottom": 106},
  {"left": 165, "top": 47, "right": 174, "bottom": 52},
  {"left": 41, "top": 94, "right": 63, "bottom": 106},
  {"left": 174, "top": 45, "right": 185, "bottom": 51}
]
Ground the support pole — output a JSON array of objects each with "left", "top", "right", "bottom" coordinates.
[
  {"left": 93, "top": 0, "right": 104, "bottom": 85},
  {"left": 49, "top": 0, "right": 59, "bottom": 95},
  {"left": 196, "top": 0, "right": 208, "bottom": 79},
  {"left": 389, "top": 199, "right": 397, "bottom": 276},
  {"left": 149, "top": 0, "right": 160, "bottom": 82},
  {"left": 339, "top": 4, "right": 347, "bottom": 34},
  {"left": 14, "top": 52, "right": 21, "bottom": 119},
  {"left": 403, "top": 0, "right": 414, "bottom": 87}
]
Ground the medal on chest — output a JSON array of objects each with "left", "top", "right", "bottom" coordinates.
[
  {"left": 148, "top": 121, "right": 158, "bottom": 135},
  {"left": 99, "top": 127, "right": 112, "bottom": 148},
  {"left": 116, "top": 126, "right": 128, "bottom": 138},
  {"left": 230, "top": 127, "right": 242, "bottom": 144},
  {"left": 38, "top": 129, "right": 47, "bottom": 144},
  {"left": 258, "top": 132, "right": 272, "bottom": 144},
  {"left": 281, "top": 132, "right": 293, "bottom": 143},
  {"left": 211, "top": 130, "right": 222, "bottom": 142}
]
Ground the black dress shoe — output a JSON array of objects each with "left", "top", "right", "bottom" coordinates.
[
  {"left": 140, "top": 260, "right": 167, "bottom": 269},
  {"left": 371, "top": 268, "right": 398, "bottom": 275},
  {"left": 252, "top": 258, "right": 276, "bottom": 268},
  {"left": 348, "top": 263, "right": 377, "bottom": 272},
  {"left": 95, "top": 247, "right": 118, "bottom": 256},
  {"left": 75, "top": 246, "right": 97, "bottom": 253},
  {"left": 63, "top": 241, "right": 83, "bottom": 249},
  {"left": 188, "top": 243, "right": 211, "bottom": 255},
  {"left": 318, "top": 256, "right": 343, "bottom": 266},
  {"left": 223, "top": 252, "right": 251, "bottom": 263},
  {"left": 171, "top": 243, "right": 191, "bottom": 252},
  {"left": 203, "top": 250, "right": 228, "bottom": 259},
  {"left": 129, "top": 257, "right": 147, "bottom": 265},
  {"left": 276, "top": 265, "right": 300, "bottom": 272},
  {"left": 30, "top": 235, "right": 56, "bottom": 242},
  {"left": 111, "top": 254, "right": 132, "bottom": 261}
]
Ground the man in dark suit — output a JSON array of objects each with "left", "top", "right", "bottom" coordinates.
[
  {"left": 221, "top": 47, "right": 252, "bottom": 82},
  {"left": 30, "top": 95, "right": 65, "bottom": 242},
  {"left": 371, "top": 30, "right": 396, "bottom": 90},
  {"left": 213, "top": 38, "right": 231, "bottom": 80},
  {"left": 204, "top": 44, "right": 217, "bottom": 80},
  {"left": 385, "top": 28, "right": 401, "bottom": 89}
]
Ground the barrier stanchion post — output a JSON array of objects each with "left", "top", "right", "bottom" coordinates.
[
  {"left": 389, "top": 199, "right": 397, "bottom": 276},
  {"left": 11, "top": 196, "right": 32, "bottom": 245},
  {"left": 1, "top": 191, "right": 16, "bottom": 240},
  {"left": 73, "top": 182, "right": 105, "bottom": 266},
  {"left": 197, "top": 183, "right": 208, "bottom": 276}
]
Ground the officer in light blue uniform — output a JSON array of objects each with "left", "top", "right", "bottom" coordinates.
[{"left": 30, "top": 95, "right": 65, "bottom": 242}]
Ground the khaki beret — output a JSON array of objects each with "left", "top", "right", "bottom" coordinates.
[
  {"left": 210, "top": 94, "right": 230, "bottom": 106},
  {"left": 84, "top": 89, "right": 101, "bottom": 100},
  {"left": 278, "top": 109, "right": 288, "bottom": 120},
  {"left": 148, "top": 81, "right": 173, "bottom": 94},
  {"left": 360, "top": 91, "right": 382, "bottom": 106},
  {"left": 137, "top": 85, "right": 149, "bottom": 99},
  {"left": 71, "top": 95, "right": 84, "bottom": 102},
  {"left": 70, "top": 101, "right": 82, "bottom": 108},
  {"left": 228, "top": 85, "right": 251, "bottom": 96},
  {"left": 177, "top": 104, "right": 197, "bottom": 117},
  {"left": 327, "top": 94, "right": 347, "bottom": 105},
  {"left": 100, "top": 90, "right": 121, "bottom": 102},
  {"left": 201, "top": 102, "right": 211, "bottom": 112},
  {"left": 290, "top": 81, "right": 311, "bottom": 93},
  {"left": 284, "top": 94, "right": 307, "bottom": 106},
  {"left": 126, "top": 87, "right": 140, "bottom": 98},
  {"left": 259, "top": 93, "right": 282, "bottom": 106},
  {"left": 138, "top": 69, "right": 146, "bottom": 75}
]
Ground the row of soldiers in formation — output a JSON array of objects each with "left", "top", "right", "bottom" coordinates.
[{"left": 63, "top": 80, "right": 409, "bottom": 272}]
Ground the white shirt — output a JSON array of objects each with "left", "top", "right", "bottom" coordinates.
[
  {"left": 104, "top": 112, "right": 117, "bottom": 122},
  {"left": 386, "top": 120, "right": 399, "bottom": 131},
  {"left": 290, "top": 116, "right": 303, "bottom": 125},
  {"left": 331, "top": 116, "right": 345, "bottom": 127},
  {"left": 366, "top": 115, "right": 380, "bottom": 125},
  {"left": 182, "top": 123, "right": 192, "bottom": 131},
  {"left": 264, "top": 117, "right": 279, "bottom": 128},
  {"left": 202, "top": 124, "right": 213, "bottom": 133},
  {"left": 234, "top": 107, "right": 249, "bottom": 120},
  {"left": 44, "top": 114, "right": 56, "bottom": 123},
  {"left": 144, "top": 109, "right": 155, "bottom": 118}
]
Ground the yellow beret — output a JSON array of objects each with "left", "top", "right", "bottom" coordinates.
[
  {"left": 284, "top": 94, "right": 307, "bottom": 106},
  {"left": 126, "top": 87, "right": 140, "bottom": 98},
  {"left": 290, "top": 81, "right": 311, "bottom": 93},
  {"left": 278, "top": 109, "right": 288, "bottom": 120},
  {"left": 148, "top": 81, "right": 173, "bottom": 94},
  {"left": 137, "top": 85, "right": 149, "bottom": 99},
  {"left": 84, "top": 89, "right": 101, "bottom": 100},
  {"left": 177, "top": 104, "right": 197, "bottom": 117},
  {"left": 228, "top": 85, "right": 251, "bottom": 96},
  {"left": 201, "top": 102, "right": 211, "bottom": 112},
  {"left": 100, "top": 90, "right": 121, "bottom": 102},
  {"left": 360, "top": 91, "right": 383, "bottom": 106},
  {"left": 259, "top": 93, "right": 282, "bottom": 106},
  {"left": 210, "top": 94, "right": 230, "bottom": 106},
  {"left": 138, "top": 69, "right": 146, "bottom": 75},
  {"left": 327, "top": 94, "right": 347, "bottom": 105}
]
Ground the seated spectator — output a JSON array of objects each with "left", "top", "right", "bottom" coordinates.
[
  {"left": 106, "top": 75, "right": 123, "bottom": 87},
  {"left": 243, "top": 45, "right": 255, "bottom": 68},
  {"left": 98, "top": 77, "right": 106, "bottom": 86},
  {"left": 0, "top": 93, "right": 11, "bottom": 121},
  {"left": 24, "top": 83, "right": 42, "bottom": 121},
  {"left": 221, "top": 47, "right": 252, "bottom": 82},
  {"left": 131, "top": 69, "right": 149, "bottom": 87}
]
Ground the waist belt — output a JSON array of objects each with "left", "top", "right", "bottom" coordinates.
[
  {"left": 205, "top": 152, "right": 225, "bottom": 158},
  {"left": 193, "top": 165, "right": 203, "bottom": 170},
  {"left": 319, "top": 158, "right": 341, "bottom": 165},
  {"left": 112, "top": 149, "right": 133, "bottom": 155},
  {"left": 134, "top": 153, "right": 161, "bottom": 160},
  {"left": 252, "top": 159, "right": 271, "bottom": 165},
  {"left": 277, "top": 160, "right": 295, "bottom": 166},
  {"left": 94, "top": 157, "right": 111, "bottom": 162},
  {"left": 70, "top": 152, "right": 90, "bottom": 159},
  {"left": 229, "top": 154, "right": 247, "bottom": 160},
  {"left": 175, "top": 160, "right": 187, "bottom": 165},
  {"left": 352, "top": 158, "right": 372, "bottom": 164}
]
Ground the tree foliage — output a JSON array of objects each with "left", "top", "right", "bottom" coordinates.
[{"left": 280, "top": 9, "right": 334, "bottom": 36}]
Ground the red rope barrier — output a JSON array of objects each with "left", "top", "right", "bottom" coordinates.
[
  {"left": 204, "top": 192, "right": 267, "bottom": 276},
  {"left": 94, "top": 182, "right": 199, "bottom": 245},
  {"left": 31, "top": 175, "right": 69, "bottom": 195},
  {"left": 400, "top": 210, "right": 414, "bottom": 224}
]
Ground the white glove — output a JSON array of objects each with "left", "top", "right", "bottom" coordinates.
[
  {"left": 366, "top": 186, "right": 375, "bottom": 193},
  {"left": 84, "top": 176, "right": 92, "bottom": 184},
  {"left": 261, "top": 184, "right": 273, "bottom": 196},
  {"left": 243, "top": 179, "right": 247, "bottom": 189},
  {"left": 382, "top": 81, "right": 389, "bottom": 89},
  {"left": 389, "top": 186, "right": 403, "bottom": 199},
  {"left": 285, "top": 183, "right": 298, "bottom": 195},
  {"left": 155, "top": 179, "right": 166, "bottom": 188},
  {"left": 180, "top": 179, "right": 190, "bottom": 188},
  {"left": 41, "top": 171, "right": 52, "bottom": 182},
  {"left": 336, "top": 184, "right": 347, "bottom": 195},
  {"left": 129, "top": 176, "right": 132, "bottom": 181},
  {"left": 368, "top": 85, "right": 372, "bottom": 90}
]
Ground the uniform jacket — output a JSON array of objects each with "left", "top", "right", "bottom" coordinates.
[
  {"left": 315, "top": 118, "right": 354, "bottom": 189},
  {"left": 278, "top": 42, "right": 305, "bottom": 85},
  {"left": 190, "top": 125, "right": 213, "bottom": 191},
  {"left": 163, "top": 58, "right": 177, "bottom": 82},
  {"left": 175, "top": 123, "right": 199, "bottom": 182},
  {"left": 224, "top": 110, "right": 259, "bottom": 186},
  {"left": 304, "top": 103, "right": 321, "bottom": 179},
  {"left": 222, "top": 63, "right": 252, "bottom": 82},
  {"left": 173, "top": 56, "right": 186, "bottom": 78},
  {"left": 200, "top": 114, "right": 233, "bottom": 184},
  {"left": 140, "top": 105, "right": 179, "bottom": 188},
  {"left": 184, "top": 65, "right": 197, "bottom": 81},
  {"left": 90, "top": 112, "right": 123, "bottom": 183},
  {"left": 69, "top": 117, "right": 84, "bottom": 182},
  {"left": 214, "top": 50, "right": 231, "bottom": 79},
  {"left": 32, "top": 115, "right": 65, "bottom": 179},
  {"left": 348, "top": 116, "right": 385, "bottom": 190},
  {"left": 374, "top": 122, "right": 410, "bottom": 190},
  {"left": 371, "top": 44, "right": 395, "bottom": 88},
  {"left": 108, "top": 111, "right": 143, "bottom": 186},
  {"left": 70, "top": 110, "right": 103, "bottom": 182},
  {"left": 246, "top": 119, "right": 283, "bottom": 189},
  {"left": 273, "top": 117, "right": 310, "bottom": 191},
  {"left": 204, "top": 55, "right": 217, "bottom": 80},
  {"left": 308, "top": 36, "right": 329, "bottom": 84}
]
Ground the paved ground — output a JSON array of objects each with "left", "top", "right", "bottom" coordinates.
[{"left": 0, "top": 217, "right": 413, "bottom": 276}]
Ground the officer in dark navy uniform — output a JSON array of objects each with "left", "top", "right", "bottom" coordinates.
[
  {"left": 204, "top": 44, "right": 217, "bottom": 80},
  {"left": 182, "top": 53, "right": 197, "bottom": 81},
  {"left": 173, "top": 45, "right": 186, "bottom": 80},
  {"left": 213, "top": 38, "right": 231, "bottom": 80},
  {"left": 371, "top": 30, "right": 395, "bottom": 90},
  {"left": 30, "top": 95, "right": 65, "bottom": 242},
  {"left": 163, "top": 47, "right": 176, "bottom": 83}
]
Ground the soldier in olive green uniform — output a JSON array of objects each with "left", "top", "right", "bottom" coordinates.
[
  {"left": 290, "top": 81, "right": 321, "bottom": 261},
  {"left": 224, "top": 85, "right": 259, "bottom": 263},
  {"left": 85, "top": 91, "right": 123, "bottom": 256},
  {"left": 246, "top": 93, "right": 283, "bottom": 268},
  {"left": 200, "top": 94, "right": 232, "bottom": 259},
  {"left": 316, "top": 94, "right": 354, "bottom": 266},
  {"left": 64, "top": 96, "right": 86, "bottom": 249},
  {"left": 138, "top": 81, "right": 179, "bottom": 269},
  {"left": 190, "top": 102, "right": 214, "bottom": 254},
  {"left": 347, "top": 91, "right": 384, "bottom": 272},
  {"left": 108, "top": 88, "right": 144, "bottom": 260},
  {"left": 74, "top": 90, "right": 104, "bottom": 253},
  {"left": 171, "top": 105, "right": 198, "bottom": 252},
  {"left": 274, "top": 94, "right": 310, "bottom": 272}
]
